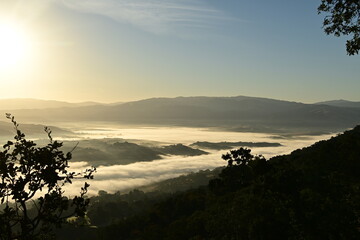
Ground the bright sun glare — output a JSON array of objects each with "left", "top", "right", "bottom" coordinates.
[{"left": 0, "top": 22, "right": 31, "bottom": 70}]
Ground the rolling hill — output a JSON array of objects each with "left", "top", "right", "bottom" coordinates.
[
  {"left": 316, "top": 99, "right": 360, "bottom": 108},
  {"left": 4, "top": 96, "right": 360, "bottom": 133},
  {"left": 0, "top": 120, "right": 72, "bottom": 137},
  {"left": 0, "top": 98, "right": 102, "bottom": 110}
]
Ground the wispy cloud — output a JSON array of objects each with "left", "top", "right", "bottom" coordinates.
[{"left": 60, "top": 0, "right": 237, "bottom": 35}]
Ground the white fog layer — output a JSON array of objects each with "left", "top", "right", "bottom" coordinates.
[{"left": 58, "top": 125, "right": 335, "bottom": 196}]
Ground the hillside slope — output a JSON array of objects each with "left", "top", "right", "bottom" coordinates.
[
  {"left": 70, "top": 126, "right": 360, "bottom": 239},
  {"left": 0, "top": 98, "right": 101, "bottom": 110},
  {"left": 9, "top": 96, "right": 360, "bottom": 133},
  {"left": 316, "top": 99, "right": 360, "bottom": 108}
]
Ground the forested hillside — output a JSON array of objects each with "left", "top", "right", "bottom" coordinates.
[{"left": 59, "top": 125, "right": 360, "bottom": 239}]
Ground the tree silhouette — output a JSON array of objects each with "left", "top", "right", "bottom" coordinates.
[
  {"left": 318, "top": 0, "right": 360, "bottom": 55},
  {"left": 0, "top": 114, "right": 96, "bottom": 240},
  {"left": 221, "top": 147, "right": 254, "bottom": 166},
  {"left": 209, "top": 148, "right": 266, "bottom": 192}
]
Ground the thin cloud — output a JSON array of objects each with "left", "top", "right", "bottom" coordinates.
[{"left": 60, "top": 0, "right": 238, "bottom": 35}]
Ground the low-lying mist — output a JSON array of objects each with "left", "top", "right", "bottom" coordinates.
[
  {"left": 54, "top": 124, "right": 335, "bottom": 196},
  {"left": 0, "top": 120, "right": 337, "bottom": 196}
]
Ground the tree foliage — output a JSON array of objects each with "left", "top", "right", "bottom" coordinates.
[
  {"left": 318, "top": 0, "right": 360, "bottom": 55},
  {"left": 0, "top": 114, "right": 96, "bottom": 240},
  {"left": 221, "top": 147, "right": 255, "bottom": 166}
]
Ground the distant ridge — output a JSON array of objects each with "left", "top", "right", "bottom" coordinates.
[
  {"left": 316, "top": 99, "right": 360, "bottom": 108},
  {"left": 0, "top": 98, "right": 103, "bottom": 110},
  {"left": 5, "top": 96, "right": 360, "bottom": 133},
  {"left": 0, "top": 120, "right": 72, "bottom": 136}
]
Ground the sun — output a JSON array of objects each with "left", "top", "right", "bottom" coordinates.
[{"left": 0, "top": 22, "right": 31, "bottom": 71}]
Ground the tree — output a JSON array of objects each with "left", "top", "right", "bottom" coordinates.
[
  {"left": 209, "top": 148, "right": 266, "bottom": 193},
  {"left": 221, "top": 147, "right": 254, "bottom": 166},
  {"left": 318, "top": 0, "right": 360, "bottom": 55},
  {"left": 0, "top": 114, "right": 96, "bottom": 240}
]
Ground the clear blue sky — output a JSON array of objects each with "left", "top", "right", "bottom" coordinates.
[{"left": 0, "top": 0, "right": 359, "bottom": 103}]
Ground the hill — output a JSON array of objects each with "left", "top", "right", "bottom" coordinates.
[
  {"left": 0, "top": 120, "right": 72, "bottom": 137},
  {"left": 61, "top": 139, "right": 209, "bottom": 167},
  {"left": 316, "top": 99, "right": 360, "bottom": 108},
  {"left": 0, "top": 98, "right": 102, "bottom": 110},
  {"left": 190, "top": 141, "right": 282, "bottom": 150},
  {"left": 8, "top": 96, "right": 360, "bottom": 133}
]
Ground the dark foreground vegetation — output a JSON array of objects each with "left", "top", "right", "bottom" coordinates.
[
  {"left": 58, "top": 126, "right": 360, "bottom": 239},
  {"left": 0, "top": 115, "right": 95, "bottom": 240}
]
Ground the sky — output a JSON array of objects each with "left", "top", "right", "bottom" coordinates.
[{"left": 0, "top": 0, "right": 359, "bottom": 103}]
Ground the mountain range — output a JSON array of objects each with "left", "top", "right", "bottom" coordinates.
[{"left": 1, "top": 96, "right": 359, "bottom": 134}]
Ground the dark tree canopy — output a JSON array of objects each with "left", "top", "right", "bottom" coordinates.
[
  {"left": 221, "top": 147, "right": 254, "bottom": 166},
  {"left": 0, "top": 114, "right": 96, "bottom": 240},
  {"left": 318, "top": 0, "right": 360, "bottom": 55}
]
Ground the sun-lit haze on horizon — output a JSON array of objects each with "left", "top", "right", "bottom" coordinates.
[{"left": 0, "top": 0, "right": 359, "bottom": 103}]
